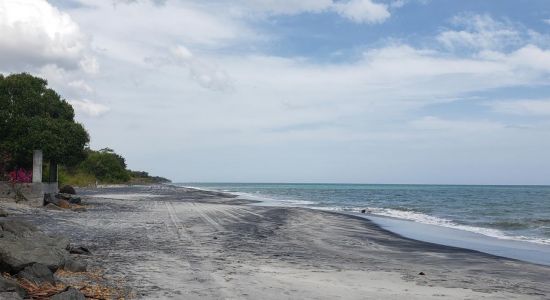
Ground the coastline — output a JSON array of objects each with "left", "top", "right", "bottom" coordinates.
[
  {"left": 7, "top": 184, "right": 550, "bottom": 299},
  {"left": 181, "top": 183, "right": 550, "bottom": 266}
]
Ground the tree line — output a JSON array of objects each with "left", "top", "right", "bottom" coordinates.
[{"left": 0, "top": 73, "right": 169, "bottom": 185}]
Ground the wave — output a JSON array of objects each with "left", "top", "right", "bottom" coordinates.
[
  {"left": 176, "top": 184, "right": 550, "bottom": 246},
  {"left": 232, "top": 191, "right": 316, "bottom": 206},
  {"left": 357, "top": 207, "right": 550, "bottom": 245}
]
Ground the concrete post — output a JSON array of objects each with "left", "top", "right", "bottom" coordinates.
[{"left": 32, "top": 150, "right": 43, "bottom": 183}]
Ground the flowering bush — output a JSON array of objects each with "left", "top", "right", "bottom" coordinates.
[{"left": 8, "top": 169, "right": 32, "bottom": 183}]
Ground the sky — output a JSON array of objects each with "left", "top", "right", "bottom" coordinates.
[{"left": 1, "top": 0, "right": 550, "bottom": 185}]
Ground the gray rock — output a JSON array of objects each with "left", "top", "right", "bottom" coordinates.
[
  {"left": 68, "top": 197, "right": 81, "bottom": 204},
  {"left": 64, "top": 259, "right": 87, "bottom": 272},
  {"left": 0, "top": 292, "right": 23, "bottom": 299},
  {"left": 0, "top": 219, "right": 37, "bottom": 237},
  {"left": 68, "top": 246, "right": 91, "bottom": 255},
  {"left": 55, "top": 193, "right": 72, "bottom": 201},
  {"left": 51, "top": 287, "right": 85, "bottom": 300},
  {"left": 0, "top": 277, "right": 27, "bottom": 299},
  {"left": 17, "top": 263, "right": 55, "bottom": 285},
  {"left": 0, "top": 209, "right": 7, "bottom": 217},
  {"left": 0, "top": 220, "right": 69, "bottom": 272},
  {"left": 44, "top": 194, "right": 61, "bottom": 206},
  {"left": 59, "top": 185, "right": 76, "bottom": 195}
]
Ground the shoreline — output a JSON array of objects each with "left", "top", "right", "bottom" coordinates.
[
  {"left": 7, "top": 184, "right": 550, "bottom": 299},
  {"left": 177, "top": 183, "right": 550, "bottom": 266}
]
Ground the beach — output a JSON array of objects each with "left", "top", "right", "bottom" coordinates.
[{"left": 8, "top": 185, "right": 550, "bottom": 299}]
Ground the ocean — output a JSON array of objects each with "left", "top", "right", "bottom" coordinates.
[{"left": 179, "top": 183, "right": 550, "bottom": 247}]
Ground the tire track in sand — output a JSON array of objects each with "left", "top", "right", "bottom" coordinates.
[{"left": 164, "top": 201, "right": 237, "bottom": 299}]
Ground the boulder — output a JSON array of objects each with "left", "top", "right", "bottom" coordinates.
[
  {"left": 59, "top": 185, "right": 76, "bottom": 195},
  {"left": 67, "top": 246, "right": 91, "bottom": 255},
  {"left": 55, "top": 193, "right": 72, "bottom": 201},
  {"left": 51, "top": 287, "right": 85, "bottom": 300},
  {"left": 0, "top": 220, "right": 69, "bottom": 272},
  {"left": 56, "top": 193, "right": 82, "bottom": 204},
  {"left": 17, "top": 263, "right": 55, "bottom": 285},
  {"left": 64, "top": 259, "right": 87, "bottom": 272},
  {"left": 68, "top": 197, "right": 81, "bottom": 204},
  {"left": 57, "top": 199, "right": 71, "bottom": 209},
  {"left": 0, "top": 292, "right": 22, "bottom": 300},
  {"left": 0, "top": 276, "right": 27, "bottom": 299},
  {"left": 44, "top": 194, "right": 61, "bottom": 206},
  {"left": 0, "top": 219, "right": 37, "bottom": 237}
]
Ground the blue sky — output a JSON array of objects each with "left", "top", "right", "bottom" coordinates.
[{"left": 1, "top": 0, "right": 550, "bottom": 184}]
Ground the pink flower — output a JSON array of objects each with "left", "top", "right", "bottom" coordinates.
[{"left": 8, "top": 168, "right": 32, "bottom": 183}]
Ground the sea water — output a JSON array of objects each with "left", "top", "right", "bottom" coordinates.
[{"left": 178, "top": 183, "right": 550, "bottom": 264}]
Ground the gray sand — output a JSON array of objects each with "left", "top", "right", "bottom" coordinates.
[{"left": 12, "top": 185, "right": 550, "bottom": 299}]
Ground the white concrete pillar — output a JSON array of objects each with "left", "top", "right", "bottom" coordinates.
[{"left": 32, "top": 150, "right": 43, "bottom": 183}]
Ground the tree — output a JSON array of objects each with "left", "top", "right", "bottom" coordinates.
[
  {"left": 79, "top": 149, "right": 130, "bottom": 183},
  {"left": 0, "top": 73, "right": 90, "bottom": 179}
]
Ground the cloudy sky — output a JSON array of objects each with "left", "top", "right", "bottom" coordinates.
[{"left": 1, "top": 0, "right": 550, "bottom": 184}]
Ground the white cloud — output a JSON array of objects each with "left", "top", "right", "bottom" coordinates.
[
  {"left": 489, "top": 99, "right": 550, "bottom": 116},
  {"left": 0, "top": 0, "right": 96, "bottom": 72},
  {"left": 168, "top": 45, "right": 234, "bottom": 92},
  {"left": 68, "top": 80, "right": 94, "bottom": 94},
  {"left": 236, "top": 0, "right": 333, "bottom": 15},
  {"left": 437, "top": 14, "right": 523, "bottom": 51},
  {"left": 411, "top": 116, "right": 503, "bottom": 132},
  {"left": 69, "top": 99, "right": 110, "bottom": 117},
  {"left": 334, "top": 0, "right": 390, "bottom": 24},
  {"left": 4, "top": 1, "right": 548, "bottom": 183}
]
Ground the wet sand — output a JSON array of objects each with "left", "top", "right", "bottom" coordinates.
[{"left": 13, "top": 185, "right": 550, "bottom": 299}]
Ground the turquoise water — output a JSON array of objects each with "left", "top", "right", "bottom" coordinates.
[{"left": 179, "top": 183, "right": 550, "bottom": 246}]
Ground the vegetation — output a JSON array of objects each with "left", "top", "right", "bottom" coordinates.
[
  {"left": 0, "top": 72, "right": 170, "bottom": 186},
  {"left": 59, "top": 148, "right": 170, "bottom": 186},
  {"left": 0, "top": 73, "right": 89, "bottom": 177}
]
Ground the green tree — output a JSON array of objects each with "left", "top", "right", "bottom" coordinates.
[
  {"left": 0, "top": 73, "right": 89, "bottom": 177},
  {"left": 79, "top": 149, "right": 130, "bottom": 183}
]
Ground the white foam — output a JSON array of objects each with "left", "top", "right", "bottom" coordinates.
[
  {"left": 174, "top": 184, "right": 550, "bottom": 246},
  {"left": 360, "top": 207, "right": 550, "bottom": 246},
  {"left": 232, "top": 191, "right": 315, "bottom": 206},
  {"left": 91, "top": 193, "right": 162, "bottom": 200}
]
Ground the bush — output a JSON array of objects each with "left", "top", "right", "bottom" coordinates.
[{"left": 79, "top": 149, "right": 130, "bottom": 183}]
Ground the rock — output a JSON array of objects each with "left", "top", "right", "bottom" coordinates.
[
  {"left": 68, "top": 197, "right": 81, "bottom": 204},
  {"left": 57, "top": 199, "right": 71, "bottom": 209},
  {"left": 55, "top": 193, "right": 72, "bottom": 201},
  {"left": 0, "top": 276, "right": 27, "bottom": 299},
  {"left": 59, "top": 185, "right": 76, "bottom": 195},
  {"left": 361, "top": 209, "right": 366, "bottom": 214},
  {"left": 45, "top": 203, "right": 63, "bottom": 211},
  {"left": 0, "top": 292, "right": 22, "bottom": 300},
  {"left": 17, "top": 263, "right": 55, "bottom": 285},
  {"left": 418, "top": 272, "right": 426, "bottom": 275},
  {"left": 0, "top": 219, "right": 37, "bottom": 237},
  {"left": 0, "top": 209, "right": 7, "bottom": 217},
  {"left": 51, "top": 287, "right": 85, "bottom": 300},
  {"left": 0, "top": 220, "right": 69, "bottom": 272},
  {"left": 44, "top": 194, "right": 61, "bottom": 206},
  {"left": 67, "top": 246, "right": 91, "bottom": 255},
  {"left": 64, "top": 259, "right": 87, "bottom": 272}
]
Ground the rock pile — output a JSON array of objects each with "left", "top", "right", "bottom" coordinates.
[
  {"left": 0, "top": 218, "right": 88, "bottom": 299},
  {"left": 44, "top": 185, "right": 85, "bottom": 211}
]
